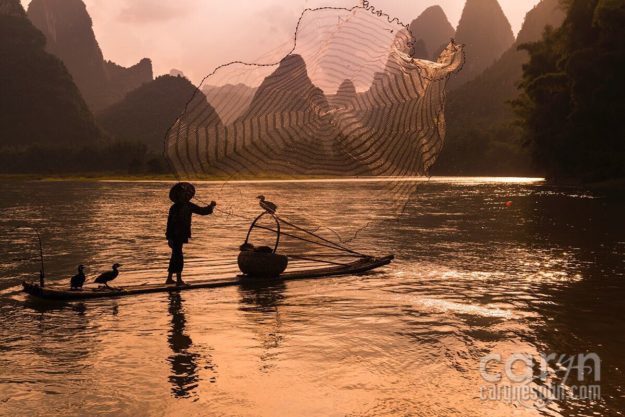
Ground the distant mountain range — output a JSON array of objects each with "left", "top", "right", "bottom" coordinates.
[
  {"left": 202, "top": 54, "right": 364, "bottom": 176},
  {"left": 409, "top": 6, "right": 455, "bottom": 61},
  {"left": 240, "top": 55, "right": 329, "bottom": 120},
  {"left": 27, "top": 0, "right": 153, "bottom": 112},
  {"left": 434, "top": 0, "right": 566, "bottom": 175},
  {"left": 450, "top": 0, "right": 516, "bottom": 89},
  {"left": 449, "top": 0, "right": 565, "bottom": 124},
  {"left": 0, "top": 0, "right": 101, "bottom": 146},
  {"left": 1, "top": 0, "right": 569, "bottom": 177}
]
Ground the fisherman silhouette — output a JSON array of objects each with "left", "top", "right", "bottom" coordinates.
[{"left": 166, "top": 182, "right": 216, "bottom": 286}]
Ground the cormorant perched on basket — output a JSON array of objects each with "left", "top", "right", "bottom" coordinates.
[
  {"left": 70, "top": 265, "right": 86, "bottom": 290},
  {"left": 95, "top": 263, "right": 121, "bottom": 289},
  {"left": 257, "top": 195, "right": 277, "bottom": 214}
]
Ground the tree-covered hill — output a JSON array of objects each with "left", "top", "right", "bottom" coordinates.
[
  {"left": 27, "top": 0, "right": 153, "bottom": 112},
  {"left": 97, "top": 75, "right": 221, "bottom": 152},
  {"left": 514, "top": 0, "right": 625, "bottom": 182},
  {"left": 433, "top": 0, "right": 565, "bottom": 175},
  {"left": 0, "top": 0, "right": 101, "bottom": 147}
]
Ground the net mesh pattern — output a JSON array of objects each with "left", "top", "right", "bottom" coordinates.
[{"left": 164, "top": 3, "right": 464, "bottom": 243}]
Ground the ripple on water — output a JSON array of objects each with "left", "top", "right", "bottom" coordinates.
[{"left": 0, "top": 179, "right": 624, "bottom": 416}]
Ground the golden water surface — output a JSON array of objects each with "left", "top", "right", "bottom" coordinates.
[{"left": 0, "top": 178, "right": 623, "bottom": 417}]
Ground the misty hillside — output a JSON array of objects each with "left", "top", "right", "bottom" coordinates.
[
  {"left": 98, "top": 75, "right": 221, "bottom": 151},
  {"left": 449, "top": 0, "right": 565, "bottom": 123},
  {"left": 239, "top": 54, "right": 330, "bottom": 121},
  {"left": 327, "top": 79, "right": 358, "bottom": 108},
  {"left": 409, "top": 6, "right": 455, "bottom": 60},
  {"left": 202, "top": 83, "right": 257, "bottom": 125},
  {"left": 450, "top": 0, "right": 515, "bottom": 89},
  {"left": 211, "top": 55, "right": 364, "bottom": 176},
  {"left": 27, "top": 0, "right": 152, "bottom": 111},
  {"left": 0, "top": 0, "right": 101, "bottom": 147},
  {"left": 433, "top": 0, "right": 566, "bottom": 175}
]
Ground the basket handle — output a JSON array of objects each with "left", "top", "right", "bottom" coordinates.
[{"left": 244, "top": 211, "right": 281, "bottom": 253}]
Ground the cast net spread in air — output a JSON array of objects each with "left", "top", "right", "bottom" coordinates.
[{"left": 165, "top": 2, "right": 464, "bottom": 263}]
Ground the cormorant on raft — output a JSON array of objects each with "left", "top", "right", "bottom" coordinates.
[
  {"left": 95, "top": 263, "right": 121, "bottom": 289},
  {"left": 70, "top": 265, "right": 85, "bottom": 290},
  {"left": 257, "top": 195, "right": 277, "bottom": 214}
]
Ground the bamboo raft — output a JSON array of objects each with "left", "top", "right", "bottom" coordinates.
[
  {"left": 21, "top": 202, "right": 394, "bottom": 301},
  {"left": 22, "top": 255, "right": 393, "bottom": 301}
]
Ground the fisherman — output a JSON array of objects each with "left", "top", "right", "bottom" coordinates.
[{"left": 166, "top": 182, "right": 216, "bottom": 286}]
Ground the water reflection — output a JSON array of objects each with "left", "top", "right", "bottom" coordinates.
[
  {"left": 167, "top": 292, "right": 200, "bottom": 398},
  {"left": 523, "top": 187, "right": 625, "bottom": 415},
  {"left": 239, "top": 280, "right": 286, "bottom": 370},
  {"left": 1, "top": 179, "right": 624, "bottom": 416}
]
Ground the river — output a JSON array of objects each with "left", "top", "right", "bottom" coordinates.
[{"left": 0, "top": 178, "right": 623, "bottom": 417}]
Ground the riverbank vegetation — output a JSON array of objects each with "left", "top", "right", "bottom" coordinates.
[
  {"left": 0, "top": 141, "right": 168, "bottom": 175},
  {"left": 513, "top": 0, "right": 625, "bottom": 183}
]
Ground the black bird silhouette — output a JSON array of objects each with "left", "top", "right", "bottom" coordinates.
[
  {"left": 70, "top": 265, "right": 86, "bottom": 290},
  {"left": 95, "top": 263, "right": 121, "bottom": 289},
  {"left": 257, "top": 195, "right": 277, "bottom": 214}
]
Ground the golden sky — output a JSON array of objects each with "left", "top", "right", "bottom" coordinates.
[{"left": 21, "top": 0, "right": 541, "bottom": 83}]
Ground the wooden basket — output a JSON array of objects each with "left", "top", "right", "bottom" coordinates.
[{"left": 238, "top": 211, "right": 288, "bottom": 277}]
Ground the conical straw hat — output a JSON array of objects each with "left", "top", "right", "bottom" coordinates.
[{"left": 169, "top": 182, "right": 195, "bottom": 203}]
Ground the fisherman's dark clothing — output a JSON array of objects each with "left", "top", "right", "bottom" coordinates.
[
  {"left": 168, "top": 240, "right": 185, "bottom": 274},
  {"left": 166, "top": 202, "right": 214, "bottom": 273}
]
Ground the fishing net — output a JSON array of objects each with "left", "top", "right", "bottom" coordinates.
[{"left": 165, "top": 1, "right": 464, "bottom": 258}]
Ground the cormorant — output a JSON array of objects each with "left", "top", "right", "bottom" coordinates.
[
  {"left": 70, "top": 265, "right": 86, "bottom": 290},
  {"left": 257, "top": 195, "right": 277, "bottom": 214},
  {"left": 95, "top": 263, "right": 121, "bottom": 289}
]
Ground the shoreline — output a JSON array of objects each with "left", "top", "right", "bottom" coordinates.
[
  {"left": 3, "top": 173, "right": 623, "bottom": 189},
  {"left": 0, "top": 173, "right": 546, "bottom": 184}
]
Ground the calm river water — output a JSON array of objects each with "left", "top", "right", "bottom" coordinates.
[{"left": 0, "top": 178, "right": 624, "bottom": 417}]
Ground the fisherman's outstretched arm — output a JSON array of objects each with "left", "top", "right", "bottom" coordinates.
[{"left": 189, "top": 202, "right": 215, "bottom": 215}]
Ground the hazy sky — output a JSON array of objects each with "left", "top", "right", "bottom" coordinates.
[{"left": 21, "top": 0, "right": 541, "bottom": 84}]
